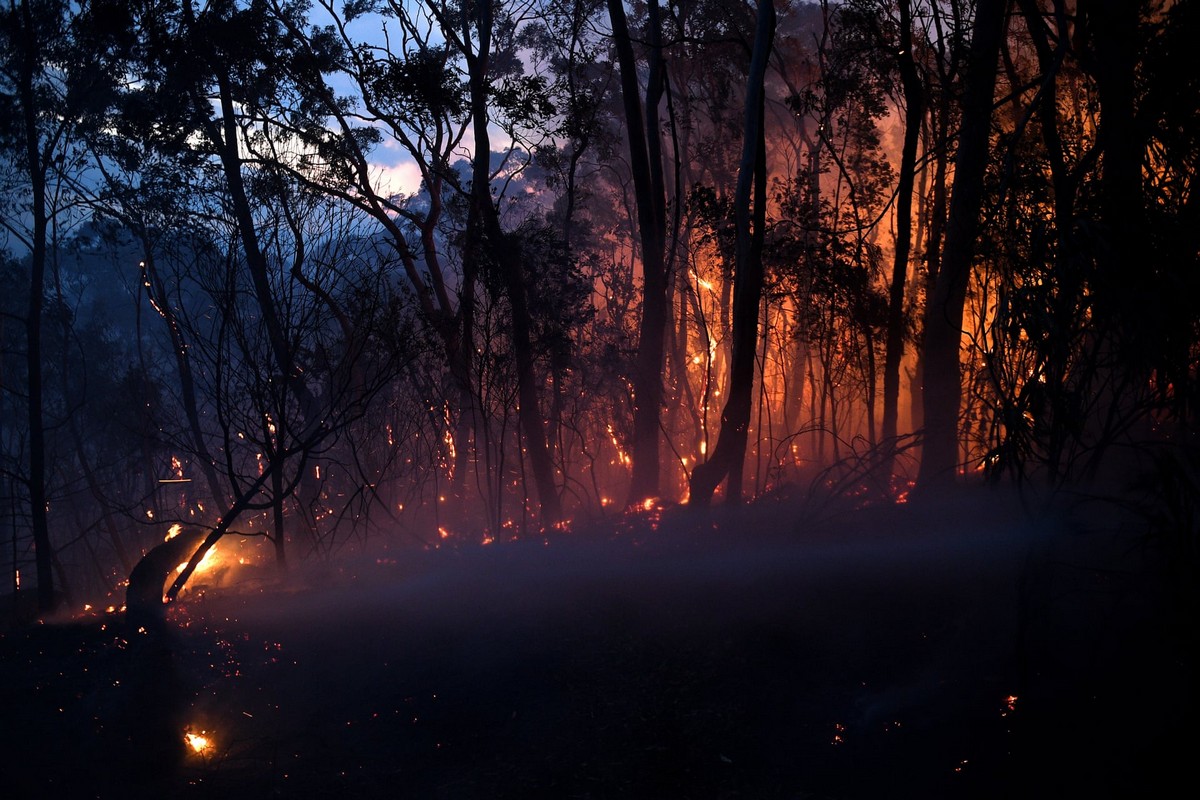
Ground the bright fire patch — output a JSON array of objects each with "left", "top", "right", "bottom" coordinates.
[{"left": 184, "top": 730, "right": 212, "bottom": 754}]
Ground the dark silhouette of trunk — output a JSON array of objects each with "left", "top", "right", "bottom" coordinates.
[
  {"left": 917, "top": 0, "right": 1008, "bottom": 491},
  {"left": 689, "top": 0, "right": 776, "bottom": 506},
  {"left": 1083, "top": 0, "right": 1141, "bottom": 298},
  {"left": 1082, "top": 0, "right": 1147, "bottom": 396},
  {"left": 17, "top": 0, "right": 56, "bottom": 613},
  {"left": 125, "top": 528, "right": 206, "bottom": 631},
  {"left": 271, "top": 461, "right": 287, "bottom": 569},
  {"left": 607, "top": 0, "right": 669, "bottom": 506},
  {"left": 1019, "top": 0, "right": 1076, "bottom": 482},
  {"left": 881, "top": 0, "right": 924, "bottom": 451},
  {"left": 911, "top": 107, "right": 950, "bottom": 433},
  {"left": 466, "top": 0, "right": 562, "bottom": 528}
]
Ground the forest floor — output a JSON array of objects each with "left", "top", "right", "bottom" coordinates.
[{"left": 1, "top": 485, "right": 1195, "bottom": 799}]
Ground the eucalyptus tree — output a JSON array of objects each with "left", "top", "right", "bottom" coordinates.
[
  {"left": 67, "top": 0, "right": 413, "bottom": 588},
  {"left": 0, "top": 0, "right": 130, "bottom": 611},
  {"left": 687, "top": 0, "right": 776, "bottom": 506},
  {"left": 968, "top": 0, "right": 1200, "bottom": 487},
  {"left": 878, "top": 0, "right": 926, "bottom": 454},
  {"left": 262, "top": 0, "right": 482, "bottom": 509},
  {"left": 916, "top": 0, "right": 1008, "bottom": 490},
  {"left": 606, "top": 0, "right": 670, "bottom": 506},
  {"left": 260, "top": 0, "right": 575, "bottom": 529},
  {"left": 437, "top": 0, "right": 566, "bottom": 526}
]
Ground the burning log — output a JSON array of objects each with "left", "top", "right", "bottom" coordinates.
[{"left": 125, "top": 527, "right": 208, "bottom": 631}]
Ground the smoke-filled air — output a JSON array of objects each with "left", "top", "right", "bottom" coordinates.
[{"left": 1, "top": 1, "right": 1196, "bottom": 798}]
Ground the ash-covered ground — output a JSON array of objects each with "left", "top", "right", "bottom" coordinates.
[{"left": 1, "top": 487, "right": 1194, "bottom": 798}]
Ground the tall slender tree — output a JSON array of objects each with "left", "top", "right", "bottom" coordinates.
[
  {"left": 0, "top": 0, "right": 121, "bottom": 611},
  {"left": 917, "top": 0, "right": 1008, "bottom": 490},
  {"left": 606, "top": 0, "right": 670, "bottom": 506},
  {"left": 880, "top": 0, "right": 925, "bottom": 453},
  {"left": 689, "top": 0, "right": 776, "bottom": 506}
]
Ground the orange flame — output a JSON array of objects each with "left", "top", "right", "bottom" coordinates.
[{"left": 184, "top": 730, "right": 212, "bottom": 754}]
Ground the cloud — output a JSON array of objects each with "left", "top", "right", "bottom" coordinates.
[{"left": 370, "top": 159, "right": 424, "bottom": 200}]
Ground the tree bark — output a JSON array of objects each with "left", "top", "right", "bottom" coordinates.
[
  {"left": 17, "top": 0, "right": 57, "bottom": 613},
  {"left": 607, "top": 0, "right": 669, "bottom": 506},
  {"left": 881, "top": 0, "right": 925, "bottom": 450},
  {"left": 688, "top": 0, "right": 776, "bottom": 506},
  {"left": 916, "top": 0, "right": 1008, "bottom": 491},
  {"left": 466, "top": 0, "right": 562, "bottom": 528}
]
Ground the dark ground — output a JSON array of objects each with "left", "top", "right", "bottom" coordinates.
[{"left": 2, "top": 488, "right": 1195, "bottom": 799}]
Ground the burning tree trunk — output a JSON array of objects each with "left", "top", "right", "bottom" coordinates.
[
  {"left": 688, "top": 0, "right": 776, "bottom": 506},
  {"left": 607, "top": 0, "right": 669, "bottom": 506},
  {"left": 125, "top": 528, "right": 207, "bottom": 631},
  {"left": 917, "top": 0, "right": 1008, "bottom": 491}
]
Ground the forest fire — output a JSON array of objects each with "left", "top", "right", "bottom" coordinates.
[
  {"left": 1, "top": 0, "right": 1196, "bottom": 798},
  {"left": 184, "top": 730, "right": 213, "bottom": 755}
]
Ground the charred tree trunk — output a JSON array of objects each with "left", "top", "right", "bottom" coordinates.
[
  {"left": 1019, "top": 0, "right": 1076, "bottom": 482},
  {"left": 607, "top": 0, "right": 669, "bottom": 506},
  {"left": 689, "top": 0, "right": 776, "bottom": 506},
  {"left": 911, "top": 106, "right": 950, "bottom": 434},
  {"left": 466, "top": 0, "right": 562, "bottom": 528},
  {"left": 17, "top": 0, "right": 56, "bottom": 613},
  {"left": 917, "top": 0, "right": 1008, "bottom": 491},
  {"left": 881, "top": 0, "right": 925, "bottom": 452}
]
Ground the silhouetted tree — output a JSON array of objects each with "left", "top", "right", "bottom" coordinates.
[
  {"left": 0, "top": 0, "right": 126, "bottom": 611},
  {"left": 689, "top": 0, "right": 776, "bottom": 506},
  {"left": 607, "top": 0, "right": 670, "bottom": 506},
  {"left": 917, "top": 0, "right": 1008, "bottom": 490}
]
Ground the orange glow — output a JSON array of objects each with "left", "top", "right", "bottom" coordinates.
[
  {"left": 184, "top": 730, "right": 213, "bottom": 754},
  {"left": 176, "top": 542, "right": 218, "bottom": 576}
]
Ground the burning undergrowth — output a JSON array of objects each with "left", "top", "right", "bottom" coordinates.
[{"left": 1, "top": 487, "right": 1194, "bottom": 799}]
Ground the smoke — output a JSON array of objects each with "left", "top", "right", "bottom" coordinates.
[
  {"left": 211, "top": 486, "right": 1034, "bottom": 650},
  {"left": 9, "top": 484, "right": 1186, "bottom": 798}
]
